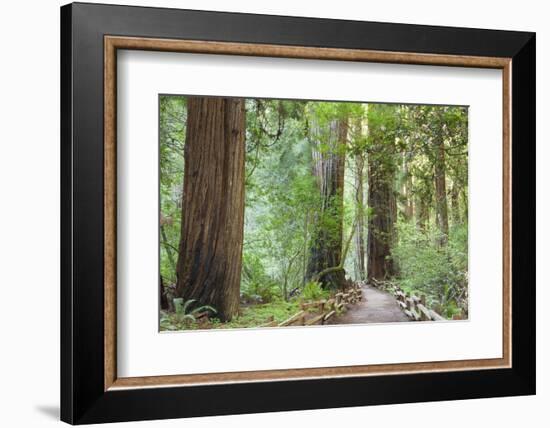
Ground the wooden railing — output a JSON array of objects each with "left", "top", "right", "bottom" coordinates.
[
  {"left": 262, "top": 283, "right": 363, "bottom": 327},
  {"left": 371, "top": 278, "right": 445, "bottom": 321},
  {"left": 260, "top": 279, "right": 446, "bottom": 327}
]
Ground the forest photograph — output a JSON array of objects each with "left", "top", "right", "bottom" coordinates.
[{"left": 159, "top": 95, "right": 469, "bottom": 331}]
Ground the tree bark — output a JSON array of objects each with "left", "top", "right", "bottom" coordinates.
[
  {"left": 450, "top": 181, "right": 461, "bottom": 225},
  {"left": 367, "top": 155, "right": 396, "bottom": 280},
  {"left": 366, "top": 106, "right": 397, "bottom": 281},
  {"left": 416, "top": 193, "right": 429, "bottom": 232},
  {"left": 175, "top": 97, "right": 246, "bottom": 321},
  {"left": 160, "top": 275, "right": 169, "bottom": 311},
  {"left": 402, "top": 154, "right": 414, "bottom": 221},
  {"left": 302, "top": 210, "right": 310, "bottom": 287},
  {"left": 354, "top": 151, "right": 366, "bottom": 280},
  {"left": 307, "top": 117, "right": 348, "bottom": 289},
  {"left": 434, "top": 120, "right": 449, "bottom": 245}
]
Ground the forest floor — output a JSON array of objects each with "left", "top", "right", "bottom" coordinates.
[
  {"left": 160, "top": 283, "right": 414, "bottom": 331},
  {"left": 328, "top": 284, "right": 410, "bottom": 325}
]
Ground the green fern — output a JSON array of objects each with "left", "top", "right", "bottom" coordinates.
[{"left": 174, "top": 298, "right": 217, "bottom": 323}]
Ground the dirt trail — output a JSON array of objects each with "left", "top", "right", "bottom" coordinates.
[{"left": 328, "top": 284, "right": 410, "bottom": 325}]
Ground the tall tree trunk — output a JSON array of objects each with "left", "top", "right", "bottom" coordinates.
[
  {"left": 354, "top": 152, "right": 366, "bottom": 280},
  {"left": 175, "top": 97, "right": 246, "bottom": 321},
  {"left": 434, "top": 121, "right": 449, "bottom": 245},
  {"left": 307, "top": 118, "right": 348, "bottom": 289},
  {"left": 402, "top": 154, "right": 414, "bottom": 220},
  {"left": 416, "top": 193, "right": 429, "bottom": 232},
  {"left": 160, "top": 224, "right": 176, "bottom": 273},
  {"left": 302, "top": 210, "right": 309, "bottom": 287},
  {"left": 461, "top": 188, "right": 468, "bottom": 221},
  {"left": 450, "top": 181, "right": 461, "bottom": 225},
  {"left": 160, "top": 275, "right": 169, "bottom": 310},
  {"left": 366, "top": 106, "right": 397, "bottom": 281},
  {"left": 367, "top": 159, "right": 396, "bottom": 280}
]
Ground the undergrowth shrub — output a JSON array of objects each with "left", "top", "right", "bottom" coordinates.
[
  {"left": 240, "top": 252, "right": 281, "bottom": 303},
  {"left": 391, "top": 221, "right": 468, "bottom": 318},
  {"left": 301, "top": 281, "right": 330, "bottom": 301}
]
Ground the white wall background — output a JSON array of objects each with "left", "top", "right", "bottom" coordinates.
[{"left": 0, "top": 0, "right": 545, "bottom": 427}]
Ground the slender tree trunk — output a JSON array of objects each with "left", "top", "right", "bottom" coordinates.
[
  {"left": 354, "top": 152, "right": 366, "bottom": 280},
  {"left": 402, "top": 154, "right": 414, "bottom": 220},
  {"left": 461, "top": 188, "right": 468, "bottom": 221},
  {"left": 434, "top": 121, "right": 449, "bottom": 245},
  {"left": 283, "top": 272, "right": 289, "bottom": 301},
  {"left": 175, "top": 97, "right": 246, "bottom": 321},
  {"left": 160, "top": 224, "right": 176, "bottom": 272},
  {"left": 302, "top": 210, "right": 309, "bottom": 287},
  {"left": 416, "top": 194, "right": 429, "bottom": 232},
  {"left": 451, "top": 181, "right": 461, "bottom": 225},
  {"left": 307, "top": 117, "right": 348, "bottom": 289},
  {"left": 160, "top": 275, "right": 169, "bottom": 311}
]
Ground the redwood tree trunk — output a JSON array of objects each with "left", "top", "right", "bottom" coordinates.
[
  {"left": 366, "top": 106, "right": 396, "bottom": 281},
  {"left": 175, "top": 97, "right": 246, "bottom": 321},
  {"left": 307, "top": 118, "right": 348, "bottom": 289},
  {"left": 367, "top": 156, "right": 396, "bottom": 281}
]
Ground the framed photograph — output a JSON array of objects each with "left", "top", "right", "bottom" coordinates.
[{"left": 60, "top": 2, "right": 535, "bottom": 424}]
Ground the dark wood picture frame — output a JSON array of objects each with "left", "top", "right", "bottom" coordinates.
[{"left": 61, "top": 2, "right": 535, "bottom": 424}]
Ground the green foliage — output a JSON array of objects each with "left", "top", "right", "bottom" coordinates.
[
  {"left": 240, "top": 252, "right": 280, "bottom": 303},
  {"left": 160, "top": 95, "right": 469, "bottom": 329},
  {"left": 306, "top": 101, "right": 364, "bottom": 130},
  {"left": 243, "top": 103, "right": 319, "bottom": 301},
  {"left": 159, "top": 95, "right": 186, "bottom": 283},
  {"left": 391, "top": 221, "right": 468, "bottom": 317},
  {"left": 301, "top": 281, "right": 330, "bottom": 301},
  {"left": 160, "top": 298, "right": 217, "bottom": 330},
  {"left": 220, "top": 300, "right": 301, "bottom": 329}
]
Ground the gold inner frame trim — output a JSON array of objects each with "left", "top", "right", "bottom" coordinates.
[{"left": 104, "top": 35, "right": 512, "bottom": 391}]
